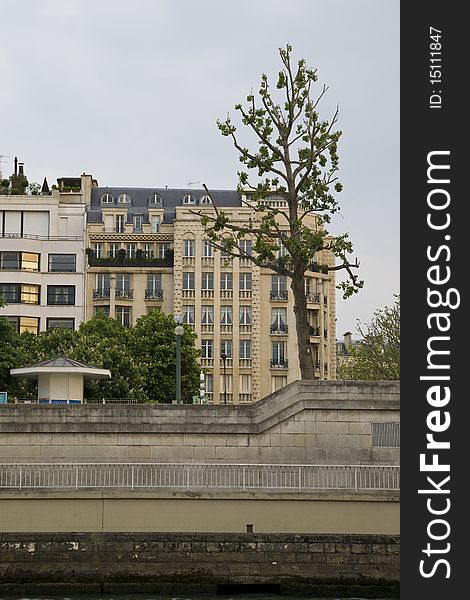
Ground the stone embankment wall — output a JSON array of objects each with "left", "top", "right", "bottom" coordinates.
[
  {"left": 0, "top": 380, "right": 400, "bottom": 464},
  {"left": 0, "top": 532, "right": 400, "bottom": 597}
]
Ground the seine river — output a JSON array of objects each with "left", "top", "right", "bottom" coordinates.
[{"left": 0, "top": 596, "right": 377, "bottom": 600}]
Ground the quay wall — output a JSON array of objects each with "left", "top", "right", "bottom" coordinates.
[{"left": 0, "top": 381, "right": 400, "bottom": 464}]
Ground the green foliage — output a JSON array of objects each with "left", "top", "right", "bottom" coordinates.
[
  {"left": 9, "top": 172, "right": 29, "bottom": 195},
  {"left": 0, "top": 312, "right": 201, "bottom": 402},
  {"left": 208, "top": 44, "right": 362, "bottom": 297},
  {"left": 129, "top": 309, "right": 200, "bottom": 403},
  {"left": 337, "top": 296, "right": 400, "bottom": 381}
]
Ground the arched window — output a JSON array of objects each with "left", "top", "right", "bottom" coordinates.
[
  {"left": 182, "top": 194, "right": 195, "bottom": 205},
  {"left": 118, "top": 193, "right": 131, "bottom": 204},
  {"left": 149, "top": 193, "right": 163, "bottom": 206},
  {"left": 200, "top": 195, "right": 212, "bottom": 205},
  {"left": 100, "top": 193, "right": 114, "bottom": 203}
]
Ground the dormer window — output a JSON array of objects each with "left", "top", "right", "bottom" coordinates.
[
  {"left": 101, "top": 193, "right": 114, "bottom": 204},
  {"left": 149, "top": 193, "right": 163, "bottom": 206},
  {"left": 182, "top": 194, "right": 195, "bottom": 205},
  {"left": 200, "top": 195, "right": 212, "bottom": 205},
  {"left": 118, "top": 193, "right": 131, "bottom": 204}
]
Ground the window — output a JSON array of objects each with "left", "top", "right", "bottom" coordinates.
[
  {"left": 0, "top": 284, "right": 39, "bottom": 304},
  {"left": 47, "top": 286, "right": 75, "bottom": 305},
  {"left": 21, "top": 284, "right": 40, "bottom": 304},
  {"left": 220, "top": 272, "right": 233, "bottom": 290},
  {"left": 271, "top": 307, "right": 287, "bottom": 331},
  {"left": 239, "top": 306, "right": 252, "bottom": 325},
  {"left": 201, "top": 305, "right": 214, "bottom": 324},
  {"left": 48, "top": 254, "right": 76, "bottom": 272},
  {"left": 182, "top": 272, "right": 195, "bottom": 289},
  {"left": 94, "top": 306, "right": 110, "bottom": 317},
  {"left": 151, "top": 215, "right": 161, "bottom": 233},
  {"left": 276, "top": 242, "right": 288, "bottom": 259},
  {"left": 133, "top": 214, "right": 143, "bottom": 231},
  {"left": 183, "top": 239, "right": 195, "bottom": 257},
  {"left": 0, "top": 283, "right": 19, "bottom": 303},
  {"left": 115, "top": 305, "right": 131, "bottom": 327},
  {"left": 271, "top": 275, "right": 287, "bottom": 293},
  {"left": 201, "top": 272, "right": 214, "bottom": 289},
  {"left": 116, "top": 274, "right": 131, "bottom": 290},
  {"left": 149, "top": 193, "right": 163, "bottom": 206},
  {"left": 158, "top": 243, "right": 170, "bottom": 259},
  {"left": 101, "top": 193, "right": 114, "bottom": 203},
  {"left": 0, "top": 252, "right": 39, "bottom": 271},
  {"left": 239, "top": 239, "right": 252, "bottom": 257},
  {"left": 182, "top": 305, "right": 195, "bottom": 324},
  {"left": 220, "top": 305, "right": 233, "bottom": 325},
  {"left": 202, "top": 240, "right": 213, "bottom": 257},
  {"left": 205, "top": 373, "right": 213, "bottom": 392},
  {"left": 116, "top": 215, "right": 125, "bottom": 233},
  {"left": 6, "top": 316, "right": 40, "bottom": 335},
  {"left": 220, "top": 339, "right": 232, "bottom": 358},
  {"left": 201, "top": 339, "right": 213, "bottom": 359},
  {"left": 239, "top": 272, "right": 252, "bottom": 291},
  {"left": 108, "top": 243, "right": 119, "bottom": 258},
  {"left": 239, "top": 340, "right": 252, "bottom": 359},
  {"left": 182, "top": 194, "right": 195, "bottom": 205},
  {"left": 21, "top": 253, "right": 40, "bottom": 271},
  {"left": 96, "top": 273, "right": 111, "bottom": 291},
  {"left": 93, "top": 243, "right": 103, "bottom": 258},
  {"left": 126, "top": 244, "right": 136, "bottom": 259},
  {"left": 143, "top": 243, "right": 153, "bottom": 258},
  {"left": 240, "top": 374, "right": 252, "bottom": 393},
  {"left": 47, "top": 318, "right": 75, "bottom": 330},
  {"left": 118, "top": 194, "right": 131, "bottom": 204},
  {"left": 200, "top": 195, "right": 212, "bottom": 205},
  {"left": 271, "top": 341, "right": 286, "bottom": 365},
  {"left": 0, "top": 252, "right": 20, "bottom": 270},
  {"left": 147, "top": 274, "right": 162, "bottom": 293}
]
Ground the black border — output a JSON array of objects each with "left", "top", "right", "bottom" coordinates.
[{"left": 401, "top": 3, "right": 467, "bottom": 597}]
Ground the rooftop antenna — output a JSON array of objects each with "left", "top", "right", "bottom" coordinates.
[
  {"left": 0, "top": 154, "right": 11, "bottom": 180},
  {"left": 187, "top": 181, "right": 201, "bottom": 188}
]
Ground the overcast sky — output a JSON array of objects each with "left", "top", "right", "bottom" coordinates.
[{"left": 1, "top": 0, "right": 399, "bottom": 338}]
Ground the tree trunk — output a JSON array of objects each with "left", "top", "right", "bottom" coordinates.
[{"left": 291, "top": 266, "right": 315, "bottom": 380}]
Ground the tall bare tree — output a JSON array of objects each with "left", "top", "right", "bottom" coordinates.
[{"left": 200, "top": 45, "right": 362, "bottom": 379}]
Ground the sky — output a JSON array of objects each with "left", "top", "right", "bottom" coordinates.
[{"left": 0, "top": 0, "right": 399, "bottom": 339}]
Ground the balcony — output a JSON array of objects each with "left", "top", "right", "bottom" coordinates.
[
  {"left": 239, "top": 358, "right": 252, "bottom": 368},
  {"left": 306, "top": 292, "right": 321, "bottom": 304},
  {"left": 86, "top": 248, "right": 174, "bottom": 268},
  {"left": 201, "top": 257, "right": 214, "bottom": 267},
  {"left": 270, "top": 290, "right": 288, "bottom": 301},
  {"left": 182, "top": 289, "right": 195, "bottom": 299},
  {"left": 270, "top": 324, "right": 288, "bottom": 335},
  {"left": 270, "top": 360, "right": 289, "bottom": 369},
  {"left": 201, "top": 323, "right": 214, "bottom": 333},
  {"left": 115, "top": 289, "right": 133, "bottom": 299},
  {"left": 238, "top": 393, "right": 253, "bottom": 404},
  {"left": 201, "top": 289, "right": 214, "bottom": 299},
  {"left": 239, "top": 290, "right": 252, "bottom": 300},
  {"left": 145, "top": 289, "right": 163, "bottom": 300},
  {"left": 239, "top": 324, "right": 252, "bottom": 334},
  {"left": 93, "top": 289, "right": 111, "bottom": 300},
  {"left": 220, "top": 324, "right": 233, "bottom": 333},
  {"left": 220, "top": 290, "right": 233, "bottom": 299}
]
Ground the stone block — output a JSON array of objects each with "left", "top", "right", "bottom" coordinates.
[
  {"left": 348, "top": 422, "right": 371, "bottom": 435},
  {"left": 326, "top": 422, "right": 348, "bottom": 435}
]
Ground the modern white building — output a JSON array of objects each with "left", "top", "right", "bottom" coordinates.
[{"left": 0, "top": 175, "right": 89, "bottom": 333}]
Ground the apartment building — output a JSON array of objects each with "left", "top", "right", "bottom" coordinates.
[
  {"left": 0, "top": 173, "right": 88, "bottom": 333},
  {"left": 84, "top": 181, "right": 337, "bottom": 403}
]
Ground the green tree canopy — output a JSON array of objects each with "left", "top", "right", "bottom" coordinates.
[
  {"left": 200, "top": 44, "right": 362, "bottom": 379},
  {"left": 337, "top": 296, "right": 400, "bottom": 381},
  {"left": 129, "top": 309, "right": 200, "bottom": 403}
]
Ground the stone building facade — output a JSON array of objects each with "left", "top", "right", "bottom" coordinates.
[{"left": 83, "top": 178, "right": 337, "bottom": 403}]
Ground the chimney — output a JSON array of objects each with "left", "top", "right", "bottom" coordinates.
[
  {"left": 18, "top": 163, "right": 24, "bottom": 176},
  {"left": 343, "top": 332, "right": 352, "bottom": 351},
  {"left": 14, "top": 156, "right": 18, "bottom": 176}
]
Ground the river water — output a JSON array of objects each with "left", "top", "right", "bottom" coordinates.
[{"left": 0, "top": 595, "right": 381, "bottom": 600}]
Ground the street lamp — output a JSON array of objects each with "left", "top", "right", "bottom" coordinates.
[
  {"left": 221, "top": 352, "right": 227, "bottom": 404},
  {"left": 174, "top": 315, "right": 184, "bottom": 404}
]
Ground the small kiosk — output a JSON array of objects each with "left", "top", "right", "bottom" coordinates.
[{"left": 10, "top": 356, "right": 111, "bottom": 404}]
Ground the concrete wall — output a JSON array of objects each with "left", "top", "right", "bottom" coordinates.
[
  {"left": 0, "top": 531, "right": 400, "bottom": 596},
  {"left": 0, "top": 490, "right": 399, "bottom": 534},
  {"left": 0, "top": 380, "right": 400, "bottom": 464}
]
